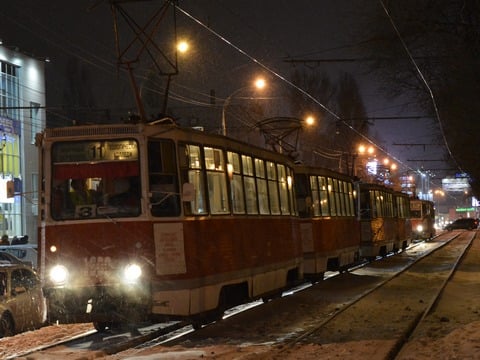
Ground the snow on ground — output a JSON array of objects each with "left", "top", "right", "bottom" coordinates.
[{"left": 5, "top": 235, "right": 480, "bottom": 359}]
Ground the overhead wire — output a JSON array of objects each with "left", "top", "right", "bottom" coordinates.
[
  {"left": 1, "top": 2, "right": 453, "bottom": 181},
  {"left": 379, "top": 0, "right": 462, "bottom": 173},
  {"left": 175, "top": 4, "right": 415, "bottom": 174}
]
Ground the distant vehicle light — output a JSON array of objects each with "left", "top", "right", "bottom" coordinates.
[
  {"left": 49, "top": 265, "right": 68, "bottom": 285},
  {"left": 123, "top": 263, "right": 142, "bottom": 284},
  {"left": 416, "top": 225, "right": 424, "bottom": 233}
]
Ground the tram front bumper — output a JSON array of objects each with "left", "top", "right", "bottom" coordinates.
[{"left": 44, "top": 284, "right": 151, "bottom": 324}]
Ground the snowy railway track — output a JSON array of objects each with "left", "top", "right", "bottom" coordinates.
[
  {"left": 141, "top": 231, "right": 473, "bottom": 359},
  {"left": 275, "top": 230, "right": 476, "bottom": 359},
  {"left": 7, "top": 232, "right": 474, "bottom": 360},
  {"left": 5, "top": 320, "right": 190, "bottom": 359}
]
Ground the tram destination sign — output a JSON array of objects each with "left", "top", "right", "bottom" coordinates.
[{"left": 53, "top": 140, "right": 138, "bottom": 163}]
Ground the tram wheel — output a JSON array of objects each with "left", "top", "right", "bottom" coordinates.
[{"left": 0, "top": 313, "right": 14, "bottom": 337}]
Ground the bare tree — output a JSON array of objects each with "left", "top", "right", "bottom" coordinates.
[{"left": 359, "top": 0, "right": 480, "bottom": 195}]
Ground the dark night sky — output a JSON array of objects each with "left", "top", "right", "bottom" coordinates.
[{"left": 0, "top": 0, "right": 444, "bottom": 177}]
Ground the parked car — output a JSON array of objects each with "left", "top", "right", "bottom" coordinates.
[
  {"left": 0, "top": 251, "right": 31, "bottom": 267},
  {"left": 0, "top": 261, "right": 47, "bottom": 337},
  {"left": 444, "top": 218, "right": 478, "bottom": 231},
  {"left": 0, "top": 245, "right": 37, "bottom": 268}
]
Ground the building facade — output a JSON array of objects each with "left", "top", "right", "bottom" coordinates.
[{"left": 0, "top": 45, "right": 46, "bottom": 244}]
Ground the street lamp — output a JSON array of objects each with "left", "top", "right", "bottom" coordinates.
[
  {"left": 221, "top": 77, "right": 266, "bottom": 136},
  {"left": 176, "top": 40, "right": 189, "bottom": 53}
]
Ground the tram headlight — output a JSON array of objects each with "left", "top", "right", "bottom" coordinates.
[
  {"left": 123, "top": 263, "right": 142, "bottom": 284},
  {"left": 416, "top": 224, "right": 424, "bottom": 233},
  {"left": 49, "top": 265, "right": 69, "bottom": 285}
]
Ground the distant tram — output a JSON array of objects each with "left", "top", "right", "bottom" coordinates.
[
  {"left": 410, "top": 199, "right": 436, "bottom": 240},
  {"left": 37, "top": 122, "right": 303, "bottom": 330},
  {"left": 358, "top": 183, "right": 412, "bottom": 259}
]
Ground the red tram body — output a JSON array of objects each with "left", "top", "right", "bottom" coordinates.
[
  {"left": 358, "top": 183, "right": 412, "bottom": 259},
  {"left": 36, "top": 122, "right": 420, "bottom": 330},
  {"left": 37, "top": 123, "right": 302, "bottom": 329},
  {"left": 294, "top": 165, "right": 360, "bottom": 279}
]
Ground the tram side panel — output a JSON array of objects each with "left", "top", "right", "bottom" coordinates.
[
  {"left": 306, "top": 217, "right": 360, "bottom": 274},
  {"left": 152, "top": 217, "right": 302, "bottom": 317}
]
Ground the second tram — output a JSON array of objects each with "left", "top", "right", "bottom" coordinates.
[{"left": 294, "top": 165, "right": 360, "bottom": 280}]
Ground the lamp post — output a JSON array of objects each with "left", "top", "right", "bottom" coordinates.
[{"left": 221, "top": 78, "right": 266, "bottom": 136}]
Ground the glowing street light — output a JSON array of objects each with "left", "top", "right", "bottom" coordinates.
[
  {"left": 358, "top": 144, "right": 375, "bottom": 155},
  {"left": 221, "top": 77, "right": 266, "bottom": 136},
  {"left": 305, "top": 115, "right": 315, "bottom": 126},
  {"left": 177, "top": 40, "right": 189, "bottom": 53}
]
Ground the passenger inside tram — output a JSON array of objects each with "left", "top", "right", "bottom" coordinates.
[
  {"left": 52, "top": 176, "right": 141, "bottom": 220},
  {"left": 69, "top": 178, "right": 96, "bottom": 206}
]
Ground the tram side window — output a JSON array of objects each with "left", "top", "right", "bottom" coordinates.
[
  {"left": 398, "top": 197, "right": 409, "bottom": 218},
  {"left": 309, "top": 176, "right": 320, "bottom": 216},
  {"left": 423, "top": 203, "right": 431, "bottom": 218},
  {"left": 334, "top": 179, "right": 345, "bottom": 216},
  {"left": 205, "top": 147, "right": 229, "bottom": 214},
  {"left": 341, "top": 181, "right": 349, "bottom": 216},
  {"left": 227, "top": 151, "right": 245, "bottom": 214},
  {"left": 255, "top": 159, "right": 269, "bottom": 214},
  {"left": 318, "top": 176, "right": 329, "bottom": 216},
  {"left": 267, "top": 161, "right": 280, "bottom": 215},
  {"left": 180, "top": 144, "right": 207, "bottom": 215},
  {"left": 342, "top": 181, "right": 350, "bottom": 216},
  {"left": 347, "top": 182, "right": 355, "bottom": 216},
  {"left": 327, "top": 177, "right": 337, "bottom": 216},
  {"left": 371, "top": 190, "right": 383, "bottom": 219},
  {"left": 404, "top": 198, "right": 411, "bottom": 218},
  {"left": 386, "top": 193, "right": 394, "bottom": 217},
  {"left": 287, "top": 168, "right": 296, "bottom": 215},
  {"left": 242, "top": 155, "right": 258, "bottom": 214},
  {"left": 148, "top": 140, "right": 180, "bottom": 217},
  {"left": 277, "top": 164, "right": 290, "bottom": 214}
]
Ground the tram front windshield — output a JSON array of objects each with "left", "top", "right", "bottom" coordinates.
[{"left": 50, "top": 139, "right": 141, "bottom": 220}]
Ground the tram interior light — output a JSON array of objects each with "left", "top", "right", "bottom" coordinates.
[{"left": 227, "top": 163, "right": 234, "bottom": 180}]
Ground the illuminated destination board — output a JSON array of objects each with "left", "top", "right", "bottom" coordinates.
[{"left": 52, "top": 140, "right": 138, "bottom": 163}]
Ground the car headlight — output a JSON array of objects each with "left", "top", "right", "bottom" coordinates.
[
  {"left": 123, "top": 263, "right": 142, "bottom": 284},
  {"left": 416, "top": 225, "right": 424, "bottom": 233},
  {"left": 49, "top": 265, "right": 69, "bottom": 285}
]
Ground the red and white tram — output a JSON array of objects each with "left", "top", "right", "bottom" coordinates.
[
  {"left": 294, "top": 165, "right": 360, "bottom": 280},
  {"left": 37, "top": 122, "right": 303, "bottom": 329},
  {"left": 358, "top": 183, "right": 412, "bottom": 259}
]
